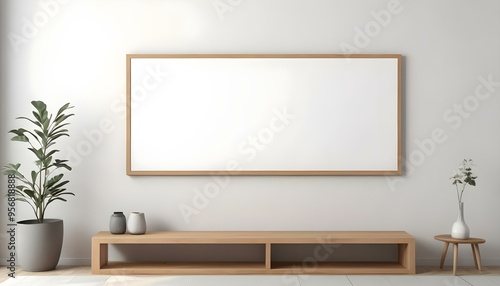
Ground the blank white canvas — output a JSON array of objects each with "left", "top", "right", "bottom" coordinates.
[{"left": 129, "top": 56, "right": 399, "bottom": 173}]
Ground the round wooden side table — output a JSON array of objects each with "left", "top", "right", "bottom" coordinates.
[{"left": 434, "top": 234, "right": 486, "bottom": 276}]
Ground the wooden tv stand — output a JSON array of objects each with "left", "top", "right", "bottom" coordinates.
[{"left": 91, "top": 231, "right": 415, "bottom": 275}]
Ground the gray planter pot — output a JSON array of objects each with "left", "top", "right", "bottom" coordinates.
[{"left": 18, "top": 219, "right": 63, "bottom": 272}]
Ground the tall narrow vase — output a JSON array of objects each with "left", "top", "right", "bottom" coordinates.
[{"left": 451, "top": 202, "right": 470, "bottom": 239}]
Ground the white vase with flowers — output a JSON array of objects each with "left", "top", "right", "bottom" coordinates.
[{"left": 449, "top": 159, "right": 477, "bottom": 239}]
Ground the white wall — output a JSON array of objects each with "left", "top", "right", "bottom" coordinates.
[{"left": 1, "top": 0, "right": 499, "bottom": 266}]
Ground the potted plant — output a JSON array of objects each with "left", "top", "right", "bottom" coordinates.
[
  {"left": 2, "top": 101, "right": 74, "bottom": 271},
  {"left": 449, "top": 159, "right": 477, "bottom": 239}
]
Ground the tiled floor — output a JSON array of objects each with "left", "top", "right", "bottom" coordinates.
[
  {"left": 1, "top": 266, "right": 499, "bottom": 286},
  {"left": 1, "top": 275, "right": 500, "bottom": 286}
]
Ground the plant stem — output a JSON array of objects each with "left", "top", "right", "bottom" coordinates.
[{"left": 460, "top": 184, "right": 466, "bottom": 205}]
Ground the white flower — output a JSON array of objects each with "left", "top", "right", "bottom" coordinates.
[
  {"left": 450, "top": 159, "right": 477, "bottom": 205},
  {"left": 450, "top": 170, "right": 463, "bottom": 185},
  {"left": 459, "top": 159, "right": 474, "bottom": 171}
]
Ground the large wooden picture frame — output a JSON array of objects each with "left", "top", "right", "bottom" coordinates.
[{"left": 127, "top": 54, "right": 402, "bottom": 175}]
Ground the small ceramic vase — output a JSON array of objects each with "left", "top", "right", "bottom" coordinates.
[
  {"left": 109, "top": 212, "right": 126, "bottom": 234},
  {"left": 127, "top": 212, "right": 146, "bottom": 235}
]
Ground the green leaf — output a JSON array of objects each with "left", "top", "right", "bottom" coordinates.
[
  {"left": 47, "top": 132, "right": 69, "bottom": 144},
  {"left": 48, "top": 189, "right": 73, "bottom": 198},
  {"left": 54, "top": 159, "right": 72, "bottom": 171},
  {"left": 9, "top": 128, "right": 27, "bottom": 136},
  {"left": 51, "top": 123, "right": 71, "bottom": 133},
  {"left": 55, "top": 103, "right": 73, "bottom": 118},
  {"left": 54, "top": 114, "right": 74, "bottom": 126},
  {"left": 2, "top": 168, "right": 23, "bottom": 177},
  {"left": 51, "top": 128, "right": 69, "bottom": 136},
  {"left": 15, "top": 185, "right": 26, "bottom": 191},
  {"left": 49, "top": 179, "right": 70, "bottom": 191},
  {"left": 23, "top": 190, "right": 36, "bottom": 199},
  {"left": 43, "top": 156, "right": 52, "bottom": 167},
  {"left": 10, "top": 128, "right": 40, "bottom": 145},
  {"left": 16, "top": 117, "right": 41, "bottom": 128},
  {"left": 28, "top": 147, "right": 44, "bottom": 161},
  {"left": 11, "top": 135, "right": 29, "bottom": 142},
  {"left": 47, "top": 197, "right": 68, "bottom": 205},
  {"left": 30, "top": 171, "right": 37, "bottom": 184},
  {"left": 32, "top": 111, "right": 42, "bottom": 123},
  {"left": 32, "top": 100, "right": 47, "bottom": 113},
  {"left": 5, "top": 163, "right": 21, "bottom": 170},
  {"left": 42, "top": 116, "right": 50, "bottom": 130},
  {"left": 34, "top": 130, "right": 45, "bottom": 142},
  {"left": 45, "top": 174, "right": 63, "bottom": 189},
  {"left": 51, "top": 191, "right": 74, "bottom": 197},
  {"left": 45, "top": 149, "right": 58, "bottom": 158}
]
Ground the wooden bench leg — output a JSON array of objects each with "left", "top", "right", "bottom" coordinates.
[
  {"left": 439, "top": 242, "right": 449, "bottom": 269},
  {"left": 91, "top": 240, "right": 108, "bottom": 274},
  {"left": 453, "top": 243, "right": 458, "bottom": 276},
  {"left": 472, "top": 244, "right": 483, "bottom": 273},
  {"left": 471, "top": 244, "right": 479, "bottom": 270}
]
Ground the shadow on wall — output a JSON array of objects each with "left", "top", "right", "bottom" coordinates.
[{"left": 0, "top": 0, "right": 11, "bottom": 234}]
